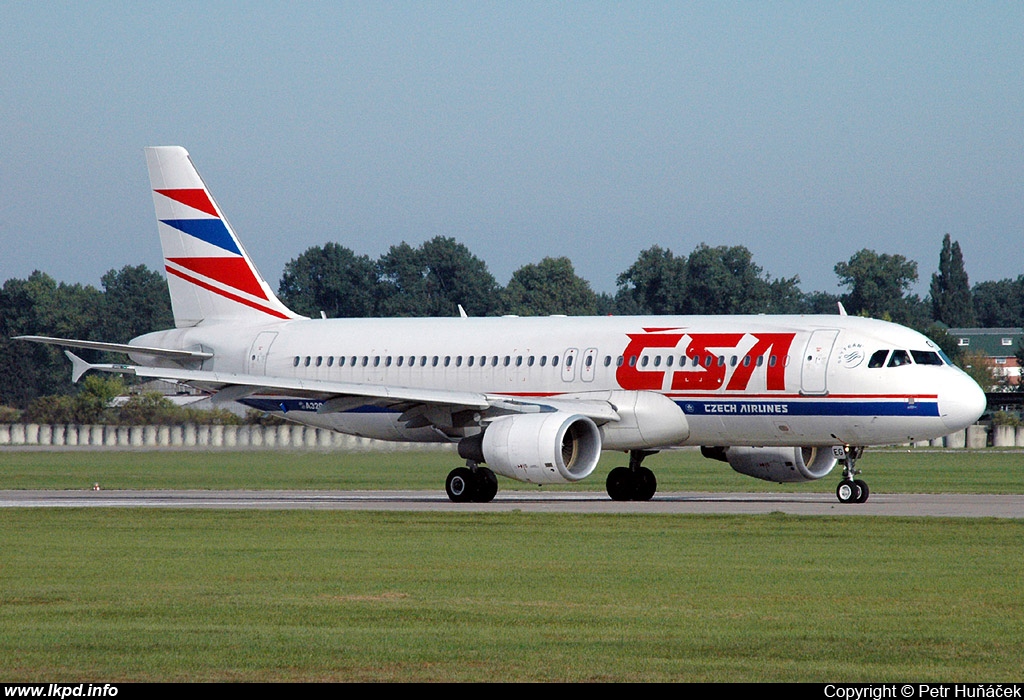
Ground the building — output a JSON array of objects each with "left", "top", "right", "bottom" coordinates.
[{"left": 949, "top": 327, "right": 1024, "bottom": 389}]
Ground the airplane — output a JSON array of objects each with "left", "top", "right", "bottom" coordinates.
[{"left": 18, "top": 146, "right": 988, "bottom": 504}]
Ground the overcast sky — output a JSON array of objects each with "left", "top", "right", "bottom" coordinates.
[{"left": 2, "top": 2, "right": 1021, "bottom": 299}]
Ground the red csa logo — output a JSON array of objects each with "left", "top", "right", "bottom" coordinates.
[{"left": 615, "top": 328, "right": 796, "bottom": 392}]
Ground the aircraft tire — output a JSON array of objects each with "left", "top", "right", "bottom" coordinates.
[
  {"left": 446, "top": 467, "right": 475, "bottom": 503},
  {"left": 606, "top": 467, "right": 634, "bottom": 501},
  {"left": 854, "top": 479, "right": 870, "bottom": 503},
  {"left": 472, "top": 467, "right": 498, "bottom": 503},
  {"left": 836, "top": 480, "right": 861, "bottom": 504},
  {"left": 634, "top": 467, "right": 657, "bottom": 501}
]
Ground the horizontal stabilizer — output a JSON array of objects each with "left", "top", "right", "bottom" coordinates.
[{"left": 15, "top": 335, "right": 212, "bottom": 361}]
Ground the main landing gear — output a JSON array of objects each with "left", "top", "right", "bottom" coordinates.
[
  {"left": 606, "top": 450, "right": 659, "bottom": 501},
  {"left": 445, "top": 461, "right": 498, "bottom": 503},
  {"left": 835, "top": 445, "right": 870, "bottom": 504}
]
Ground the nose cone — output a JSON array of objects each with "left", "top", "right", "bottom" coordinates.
[{"left": 941, "top": 370, "right": 987, "bottom": 432}]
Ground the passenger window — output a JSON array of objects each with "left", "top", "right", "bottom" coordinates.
[{"left": 888, "top": 350, "right": 911, "bottom": 367}]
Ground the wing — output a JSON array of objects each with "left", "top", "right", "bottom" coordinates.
[{"left": 62, "top": 352, "right": 621, "bottom": 426}]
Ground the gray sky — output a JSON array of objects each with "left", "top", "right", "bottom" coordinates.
[{"left": 2, "top": 2, "right": 1021, "bottom": 299}]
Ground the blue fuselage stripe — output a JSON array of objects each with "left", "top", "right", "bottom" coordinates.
[
  {"left": 676, "top": 400, "right": 939, "bottom": 417},
  {"left": 243, "top": 397, "right": 939, "bottom": 419}
]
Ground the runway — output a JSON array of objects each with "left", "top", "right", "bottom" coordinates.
[{"left": 1, "top": 489, "right": 1020, "bottom": 517}]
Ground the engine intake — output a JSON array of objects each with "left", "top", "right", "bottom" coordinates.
[
  {"left": 702, "top": 445, "right": 838, "bottom": 483},
  {"left": 460, "top": 412, "right": 602, "bottom": 485}
]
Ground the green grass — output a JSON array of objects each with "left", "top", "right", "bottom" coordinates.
[
  {"left": 1, "top": 446, "right": 1021, "bottom": 494},
  {"left": 1, "top": 448, "right": 1021, "bottom": 682},
  {"left": 1, "top": 509, "right": 1022, "bottom": 682}
]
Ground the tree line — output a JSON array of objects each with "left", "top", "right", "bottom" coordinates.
[{"left": 2, "top": 233, "right": 1022, "bottom": 410}]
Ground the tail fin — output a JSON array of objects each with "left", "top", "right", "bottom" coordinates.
[{"left": 145, "top": 146, "right": 303, "bottom": 327}]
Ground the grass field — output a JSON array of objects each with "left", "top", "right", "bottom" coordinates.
[
  {"left": 2, "top": 446, "right": 1022, "bottom": 494},
  {"left": 1, "top": 448, "right": 1021, "bottom": 682}
]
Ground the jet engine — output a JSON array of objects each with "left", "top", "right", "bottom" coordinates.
[
  {"left": 701, "top": 445, "right": 838, "bottom": 483},
  {"left": 459, "top": 412, "right": 602, "bottom": 485}
]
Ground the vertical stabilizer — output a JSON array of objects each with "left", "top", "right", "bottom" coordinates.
[{"left": 145, "top": 146, "right": 303, "bottom": 327}]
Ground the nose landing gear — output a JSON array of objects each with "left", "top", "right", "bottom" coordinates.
[{"left": 834, "top": 445, "right": 869, "bottom": 503}]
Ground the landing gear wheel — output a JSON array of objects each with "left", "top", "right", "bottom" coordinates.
[
  {"left": 606, "top": 450, "right": 660, "bottom": 501},
  {"left": 606, "top": 466, "right": 634, "bottom": 501},
  {"left": 835, "top": 445, "right": 870, "bottom": 504},
  {"left": 633, "top": 467, "right": 657, "bottom": 501},
  {"left": 853, "top": 478, "right": 870, "bottom": 504},
  {"left": 836, "top": 479, "right": 861, "bottom": 504},
  {"left": 446, "top": 467, "right": 475, "bottom": 503},
  {"left": 472, "top": 467, "right": 498, "bottom": 503}
]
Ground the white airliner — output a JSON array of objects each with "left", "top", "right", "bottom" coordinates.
[{"left": 19, "top": 146, "right": 987, "bottom": 504}]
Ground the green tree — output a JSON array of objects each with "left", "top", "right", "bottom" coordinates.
[
  {"left": 614, "top": 243, "right": 805, "bottom": 316},
  {"left": 684, "top": 244, "right": 803, "bottom": 315},
  {"left": 500, "top": 257, "right": 598, "bottom": 316},
  {"left": 0, "top": 272, "right": 103, "bottom": 408},
  {"left": 613, "top": 245, "right": 688, "bottom": 314},
  {"left": 377, "top": 237, "right": 499, "bottom": 317},
  {"left": 278, "top": 243, "right": 380, "bottom": 318},
  {"left": 99, "top": 265, "right": 174, "bottom": 341},
  {"left": 930, "top": 234, "right": 976, "bottom": 327},
  {"left": 972, "top": 278, "right": 1024, "bottom": 328},
  {"left": 834, "top": 249, "right": 925, "bottom": 325}
]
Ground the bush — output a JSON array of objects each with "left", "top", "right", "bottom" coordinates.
[{"left": 990, "top": 410, "right": 1021, "bottom": 428}]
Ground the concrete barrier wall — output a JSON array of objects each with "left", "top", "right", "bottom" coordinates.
[
  {"left": 0, "top": 422, "right": 1020, "bottom": 451},
  {"left": 0, "top": 423, "right": 456, "bottom": 452}
]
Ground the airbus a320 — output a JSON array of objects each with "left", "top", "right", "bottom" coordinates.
[{"left": 19, "top": 147, "right": 987, "bottom": 504}]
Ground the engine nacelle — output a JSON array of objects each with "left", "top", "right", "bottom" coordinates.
[
  {"left": 462, "top": 412, "right": 602, "bottom": 485},
  {"left": 703, "top": 445, "right": 838, "bottom": 483}
]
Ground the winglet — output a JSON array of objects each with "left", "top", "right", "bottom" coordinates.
[
  {"left": 837, "top": 302, "right": 848, "bottom": 316},
  {"left": 65, "top": 351, "right": 95, "bottom": 383}
]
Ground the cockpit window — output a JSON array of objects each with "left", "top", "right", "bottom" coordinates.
[
  {"left": 887, "top": 350, "right": 912, "bottom": 367},
  {"left": 868, "top": 350, "right": 889, "bottom": 368},
  {"left": 911, "top": 350, "right": 944, "bottom": 366}
]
